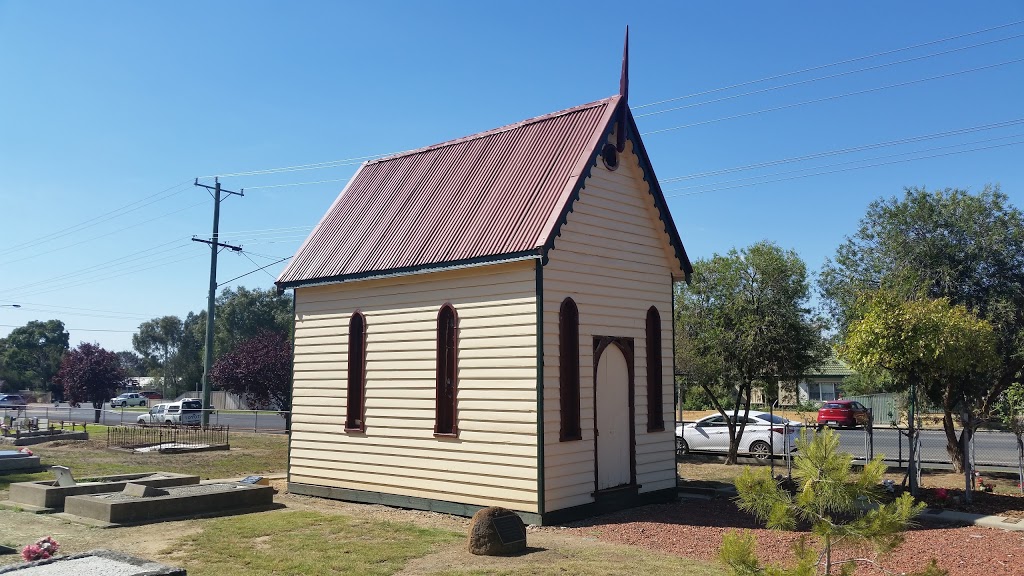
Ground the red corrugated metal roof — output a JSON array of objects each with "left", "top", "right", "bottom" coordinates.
[{"left": 277, "top": 96, "right": 691, "bottom": 289}]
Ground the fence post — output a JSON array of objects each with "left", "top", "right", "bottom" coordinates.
[{"left": 254, "top": 410, "right": 258, "bottom": 432}]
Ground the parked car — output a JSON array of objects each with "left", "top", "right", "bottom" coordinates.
[
  {"left": 167, "top": 399, "right": 203, "bottom": 425},
  {"left": 0, "top": 394, "right": 28, "bottom": 409},
  {"left": 816, "top": 400, "right": 871, "bottom": 429},
  {"left": 139, "top": 390, "right": 163, "bottom": 400},
  {"left": 137, "top": 403, "right": 170, "bottom": 426},
  {"left": 675, "top": 410, "right": 798, "bottom": 460},
  {"left": 750, "top": 411, "right": 803, "bottom": 429},
  {"left": 110, "top": 392, "right": 147, "bottom": 407}
]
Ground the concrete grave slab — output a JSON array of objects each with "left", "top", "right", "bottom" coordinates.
[
  {"left": 4, "top": 471, "right": 199, "bottom": 513},
  {"left": 0, "top": 549, "right": 185, "bottom": 575},
  {"left": 61, "top": 481, "right": 277, "bottom": 527},
  {"left": 0, "top": 451, "right": 41, "bottom": 474}
]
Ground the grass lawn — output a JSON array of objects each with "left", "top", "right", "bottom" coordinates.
[
  {"left": 165, "top": 511, "right": 462, "bottom": 576},
  {"left": 0, "top": 427, "right": 287, "bottom": 493}
]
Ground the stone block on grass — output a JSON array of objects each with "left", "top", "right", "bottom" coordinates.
[{"left": 468, "top": 506, "right": 527, "bottom": 556}]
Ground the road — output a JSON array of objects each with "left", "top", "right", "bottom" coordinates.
[
  {"left": 6, "top": 405, "right": 1022, "bottom": 469},
  {"left": 5, "top": 403, "right": 288, "bottom": 433}
]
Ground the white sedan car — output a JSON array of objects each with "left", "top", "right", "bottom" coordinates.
[{"left": 675, "top": 410, "right": 799, "bottom": 460}]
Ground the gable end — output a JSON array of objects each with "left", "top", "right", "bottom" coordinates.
[{"left": 541, "top": 101, "right": 693, "bottom": 282}]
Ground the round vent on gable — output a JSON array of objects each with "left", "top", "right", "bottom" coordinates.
[{"left": 601, "top": 143, "right": 619, "bottom": 171}]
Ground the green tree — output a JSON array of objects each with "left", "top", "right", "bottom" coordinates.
[
  {"left": 821, "top": 186, "right": 1024, "bottom": 469},
  {"left": 172, "top": 311, "right": 207, "bottom": 397},
  {"left": 1000, "top": 383, "right": 1024, "bottom": 494},
  {"left": 132, "top": 316, "right": 183, "bottom": 398},
  {"left": 0, "top": 320, "right": 70, "bottom": 396},
  {"left": 55, "top": 342, "right": 128, "bottom": 423},
  {"left": 676, "top": 241, "right": 825, "bottom": 463},
  {"left": 214, "top": 287, "right": 292, "bottom": 357},
  {"left": 721, "top": 428, "right": 942, "bottom": 576},
  {"left": 115, "top": 351, "right": 146, "bottom": 377},
  {"left": 838, "top": 366, "right": 896, "bottom": 398},
  {"left": 840, "top": 292, "right": 999, "bottom": 477}
]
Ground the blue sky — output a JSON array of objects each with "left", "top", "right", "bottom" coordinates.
[{"left": 1, "top": 1, "right": 1022, "bottom": 352}]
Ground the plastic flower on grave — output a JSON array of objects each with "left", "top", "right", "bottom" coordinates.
[
  {"left": 934, "top": 488, "right": 948, "bottom": 500},
  {"left": 21, "top": 544, "right": 42, "bottom": 561},
  {"left": 21, "top": 536, "right": 60, "bottom": 561},
  {"left": 18, "top": 447, "right": 32, "bottom": 456}
]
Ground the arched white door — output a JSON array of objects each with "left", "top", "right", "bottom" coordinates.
[{"left": 595, "top": 344, "right": 631, "bottom": 490}]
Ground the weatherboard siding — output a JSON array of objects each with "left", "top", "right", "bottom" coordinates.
[
  {"left": 289, "top": 261, "right": 540, "bottom": 513},
  {"left": 542, "top": 138, "right": 678, "bottom": 510}
]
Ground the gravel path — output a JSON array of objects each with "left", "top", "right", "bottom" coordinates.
[{"left": 558, "top": 499, "right": 1024, "bottom": 576}]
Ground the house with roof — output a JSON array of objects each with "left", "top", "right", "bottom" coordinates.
[
  {"left": 276, "top": 42, "right": 692, "bottom": 525},
  {"left": 750, "top": 355, "right": 857, "bottom": 406}
]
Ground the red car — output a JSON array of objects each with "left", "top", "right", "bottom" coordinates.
[{"left": 816, "top": 400, "right": 871, "bottom": 429}]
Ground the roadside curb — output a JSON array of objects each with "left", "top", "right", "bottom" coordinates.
[{"left": 918, "top": 507, "right": 1024, "bottom": 531}]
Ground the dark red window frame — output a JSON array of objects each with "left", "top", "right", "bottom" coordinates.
[
  {"left": 646, "top": 306, "right": 665, "bottom": 432},
  {"left": 345, "top": 311, "right": 367, "bottom": 432},
  {"left": 559, "top": 298, "right": 581, "bottom": 441},
  {"left": 435, "top": 304, "right": 458, "bottom": 436}
]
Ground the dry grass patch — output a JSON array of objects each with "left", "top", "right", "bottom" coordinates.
[
  {"left": 165, "top": 510, "right": 461, "bottom": 576},
  {"left": 0, "top": 428, "right": 287, "bottom": 495}
]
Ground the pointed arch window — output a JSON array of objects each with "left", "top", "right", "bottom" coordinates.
[
  {"left": 646, "top": 306, "right": 665, "bottom": 432},
  {"left": 559, "top": 298, "right": 581, "bottom": 441},
  {"left": 345, "top": 312, "right": 367, "bottom": 432},
  {"left": 435, "top": 304, "right": 458, "bottom": 436}
]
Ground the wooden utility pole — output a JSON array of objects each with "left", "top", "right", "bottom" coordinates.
[{"left": 193, "top": 178, "right": 243, "bottom": 425}]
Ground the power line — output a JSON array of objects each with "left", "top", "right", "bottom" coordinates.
[
  {"left": 635, "top": 33, "right": 1024, "bottom": 118},
  {"left": 0, "top": 324, "right": 136, "bottom": 333},
  {"left": 221, "top": 254, "right": 291, "bottom": 286},
  {"left": 186, "top": 22, "right": 1024, "bottom": 186},
  {"left": 663, "top": 132, "right": 1024, "bottom": 193},
  {"left": 7, "top": 307, "right": 155, "bottom": 321},
  {"left": 633, "top": 19, "right": 1024, "bottom": 109},
  {"left": 0, "top": 301, "right": 157, "bottom": 318},
  {"left": 642, "top": 57, "right": 1024, "bottom": 136},
  {"left": 1, "top": 240, "right": 191, "bottom": 295},
  {"left": 244, "top": 177, "right": 354, "bottom": 190},
  {"left": 5, "top": 252, "right": 204, "bottom": 299},
  {"left": 0, "top": 201, "right": 207, "bottom": 267},
  {"left": 665, "top": 139, "right": 1024, "bottom": 198},
  {"left": 660, "top": 118, "right": 1024, "bottom": 183},
  {"left": 199, "top": 153, "right": 389, "bottom": 179},
  {"left": 0, "top": 181, "right": 191, "bottom": 256}
]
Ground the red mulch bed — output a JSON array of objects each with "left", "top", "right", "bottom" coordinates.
[{"left": 561, "top": 498, "right": 1024, "bottom": 576}]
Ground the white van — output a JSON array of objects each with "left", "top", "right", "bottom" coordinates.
[{"left": 136, "top": 400, "right": 203, "bottom": 426}]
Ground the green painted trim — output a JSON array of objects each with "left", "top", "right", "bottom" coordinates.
[
  {"left": 287, "top": 482, "right": 542, "bottom": 526},
  {"left": 286, "top": 294, "right": 296, "bottom": 486},
  {"left": 539, "top": 487, "right": 677, "bottom": 525},
  {"left": 535, "top": 258, "right": 545, "bottom": 517},
  {"left": 624, "top": 108, "right": 693, "bottom": 282},
  {"left": 277, "top": 250, "right": 540, "bottom": 291}
]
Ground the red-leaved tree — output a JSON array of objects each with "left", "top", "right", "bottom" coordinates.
[
  {"left": 210, "top": 330, "right": 292, "bottom": 430},
  {"left": 55, "top": 342, "right": 128, "bottom": 423}
]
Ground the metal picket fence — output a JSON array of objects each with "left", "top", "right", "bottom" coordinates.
[{"left": 106, "top": 424, "right": 230, "bottom": 450}]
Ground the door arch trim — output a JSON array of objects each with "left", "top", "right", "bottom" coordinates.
[{"left": 592, "top": 336, "right": 636, "bottom": 492}]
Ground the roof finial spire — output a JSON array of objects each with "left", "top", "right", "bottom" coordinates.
[{"left": 617, "top": 25, "right": 629, "bottom": 152}]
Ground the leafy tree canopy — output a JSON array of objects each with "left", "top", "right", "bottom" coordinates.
[
  {"left": 214, "top": 287, "right": 292, "bottom": 356},
  {"left": 210, "top": 330, "right": 292, "bottom": 426},
  {"left": 115, "top": 351, "right": 147, "bottom": 377},
  {"left": 821, "top": 186, "right": 1024, "bottom": 403},
  {"left": 55, "top": 342, "right": 127, "bottom": 422},
  {"left": 822, "top": 186, "right": 1024, "bottom": 471},
  {"left": 0, "top": 319, "right": 69, "bottom": 394},
  {"left": 676, "top": 241, "right": 825, "bottom": 463},
  {"left": 841, "top": 291, "right": 999, "bottom": 472}
]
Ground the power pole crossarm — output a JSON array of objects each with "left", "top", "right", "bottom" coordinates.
[{"left": 193, "top": 177, "right": 243, "bottom": 426}]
